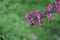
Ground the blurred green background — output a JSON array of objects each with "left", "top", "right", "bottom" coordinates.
[{"left": 0, "top": 0, "right": 60, "bottom": 40}]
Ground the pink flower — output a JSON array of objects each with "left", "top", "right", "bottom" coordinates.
[
  {"left": 55, "top": 0, "right": 60, "bottom": 13},
  {"left": 45, "top": 4, "right": 52, "bottom": 12},
  {"left": 31, "top": 11, "right": 41, "bottom": 20},
  {"left": 25, "top": 11, "right": 42, "bottom": 26},
  {"left": 46, "top": 13, "right": 55, "bottom": 22},
  {"left": 25, "top": 13, "right": 30, "bottom": 22},
  {"left": 29, "top": 17, "right": 34, "bottom": 24},
  {"left": 46, "top": 13, "right": 52, "bottom": 18},
  {"left": 31, "top": 11, "right": 42, "bottom": 26}
]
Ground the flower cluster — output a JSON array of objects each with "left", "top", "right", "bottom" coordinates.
[
  {"left": 25, "top": 0, "right": 60, "bottom": 26},
  {"left": 55, "top": 0, "right": 60, "bottom": 13},
  {"left": 25, "top": 11, "right": 42, "bottom": 26}
]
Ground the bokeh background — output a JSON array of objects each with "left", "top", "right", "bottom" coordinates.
[{"left": 0, "top": 0, "right": 60, "bottom": 40}]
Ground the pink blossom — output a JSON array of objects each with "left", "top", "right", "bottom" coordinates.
[
  {"left": 29, "top": 17, "right": 34, "bottom": 24},
  {"left": 25, "top": 11, "right": 42, "bottom": 26},
  {"left": 31, "top": 11, "right": 42, "bottom": 26},
  {"left": 55, "top": 0, "right": 60, "bottom": 13},
  {"left": 46, "top": 13, "right": 55, "bottom": 22},
  {"left": 25, "top": 13, "right": 30, "bottom": 22},
  {"left": 31, "top": 11, "right": 42, "bottom": 20},
  {"left": 45, "top": 4, "right": 52, "bottom": 12}
]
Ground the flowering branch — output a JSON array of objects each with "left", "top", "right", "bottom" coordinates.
[{"left": 25, "top": 0, "right": 60, "bottom": 26}]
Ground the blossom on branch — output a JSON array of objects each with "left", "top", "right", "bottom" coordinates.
[{"left": 25, "top": 11, "right": 42, "bottom": 26}]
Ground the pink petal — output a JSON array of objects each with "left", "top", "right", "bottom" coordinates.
[
  {"left": 45, "top": 4, "right": 52, "bottom": 12},
  {"left": 25, "top": 13, "right": 29, "bottom": 22},
  {"left": 30, "top": 18, "right": 34, "bottom": 24},
  {"left": 55, "top": 0, "right": 60, "bottom": 13}
]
